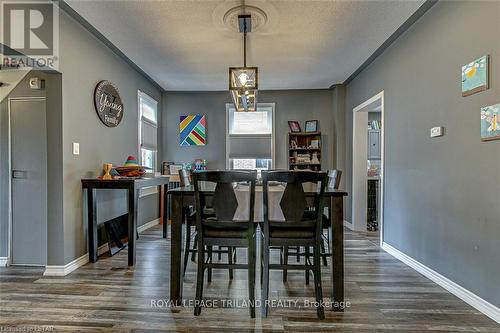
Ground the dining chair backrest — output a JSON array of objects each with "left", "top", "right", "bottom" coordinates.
[
  {"left": 262, "top": 170, "right": 327, "bottom": 227},
  {"left": 327, "top": 169, "right": 342, "bottom": 190},
  {"left": 179, "top": 169, "right": 191, "bottom": 187},
  {"left": 192, "top": 170, "right": 257, "bottom": 227}
]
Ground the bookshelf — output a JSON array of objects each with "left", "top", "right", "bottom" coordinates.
[{"left": 288, "top": 132, "right": 322, "bottom": 171}]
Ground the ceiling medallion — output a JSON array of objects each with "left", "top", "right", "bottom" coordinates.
[
  {"left": 212, "top": 1, "right": 279, "bottom": 35},
  {"left": 223, "top": 5, "right": 268, "bottom": 32}
]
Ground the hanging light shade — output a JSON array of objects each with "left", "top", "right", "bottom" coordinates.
[
  {"left": 228, "top": 14, "right": 258, "bottom": 112},
  {"left": 229, "top": 66, "right": 258, "bottom": 112}
]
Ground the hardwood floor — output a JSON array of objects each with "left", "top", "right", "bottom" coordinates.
[{"left": 0, "top": 225, "right": 498, "bottom": 332}]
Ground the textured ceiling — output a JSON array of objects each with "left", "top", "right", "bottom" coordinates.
[{"left": 66, "top": 0, "right": 425, "bottom": 91}]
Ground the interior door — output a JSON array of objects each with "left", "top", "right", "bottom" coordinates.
[{"left": 10, "top": 98, "right": 47, "bottom": 266}]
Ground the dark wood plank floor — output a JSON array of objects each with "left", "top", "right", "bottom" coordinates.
[{"left": 1, "top": 225, "right": 498, "bottom": 332}]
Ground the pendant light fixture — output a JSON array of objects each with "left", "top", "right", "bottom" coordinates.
[{"left": 229, "top": 14, "right": 258, "bottom": 112}]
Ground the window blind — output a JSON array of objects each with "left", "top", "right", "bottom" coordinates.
[
  {"left": 226, "top": 105, "right": 274, "bottom": 161},
  {"left": 141, "top": 119, "right": 157, "bottom": 151}
]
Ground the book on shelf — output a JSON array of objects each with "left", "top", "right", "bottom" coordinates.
[
  {"left": 288, "top": 131, "right": 321, "bottom": 170},
  {"left": 368, "top": 120, "right": 381, "bottom": 130}
]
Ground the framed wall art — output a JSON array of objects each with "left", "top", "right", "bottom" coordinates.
[
  {"left": 288, "top": 120, "right": 301, "bottom": 133},
  {"left": 480, "top": 103, "right": 500, "bottom": 141},
  {"left": 305, "top": 120, "right": 318, "bottom": 132},
  {"left": 462, "top": 55, "right": 489, "bottom": 97},
  {"left": 94, "top": 80, "right": 123, "bottom": 127},
  {"left": 179, "top": 115, "right": 206, "bottom": 146}
]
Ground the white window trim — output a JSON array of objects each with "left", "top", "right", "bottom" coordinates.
[
  {"left": 225, "top": 103, "right": 276, "bottom": 169},
  {"left": 138, "top": 90, "right": 159, "bottom": 197}
]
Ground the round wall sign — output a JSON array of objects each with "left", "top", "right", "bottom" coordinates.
[{"left": 94, "top": 80, "right": 124, "bottom": 127}]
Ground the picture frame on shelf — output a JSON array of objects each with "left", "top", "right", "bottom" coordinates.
[
  {"left": 162, "top": 161, "right": 174, "bottom": 175},
  {"left": 169, "top": 164, "right": 183, "bottom": 176},
  {"left": 305, "top": 120, "right": 318, "bottom": 132},
  {"left": 288, "top": 120, "right": 301, "bottom": 133}
]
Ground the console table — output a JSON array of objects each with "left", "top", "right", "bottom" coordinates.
[{"left": 82, "top": 176, "right": 170, "bottom": 266}]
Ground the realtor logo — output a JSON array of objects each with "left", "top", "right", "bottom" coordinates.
[{"left": 1, "top": 1, "right": 59, "bottom": 69}]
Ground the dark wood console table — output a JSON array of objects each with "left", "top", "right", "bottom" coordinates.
[{"left": 82, "top": 176, "right": 170, "bottom": 266}]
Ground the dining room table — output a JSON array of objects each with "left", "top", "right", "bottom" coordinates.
[{"left": 167, "top": 182, "right": 348, "bottom": 311}]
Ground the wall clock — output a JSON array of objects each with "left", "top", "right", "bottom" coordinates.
[{"left": 94, "top": 80, "right": 123, "bottom": 127}]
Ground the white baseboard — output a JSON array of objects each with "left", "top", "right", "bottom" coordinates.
[
  {"left": 43, "top": 252, "right": 88, "bottom": 276},
  {"left": 137, "top": 218, "right": 160, "bottom": 233},
  {"left": 381, "top": 242, "right": 500, "bottom": 324},
  {"left": 43, "top": 243, "right": 108, "bottom": 276},
  {"left": 97, "top": 243, "right": 109, "bottom": 256},
  {"left": 0, "top": 257, "right": 10, "bottom": 267},
  {"left": 343, "top": 220, "right": 354, "bottom": 230},
  {"left": 43, "top": 219, "right": 160, "bottom": 277}
]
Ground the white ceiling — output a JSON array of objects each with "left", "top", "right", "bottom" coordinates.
[{"left": 66, "top": 0, "right": 425, "bottom": 91}]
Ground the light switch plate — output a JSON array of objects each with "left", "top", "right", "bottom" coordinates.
[
  {"left": 73, "top": 142, "right": 80, "bottom": 155},
  {"left": 430, "top": 126, "right": 444, "bottom": 138}
]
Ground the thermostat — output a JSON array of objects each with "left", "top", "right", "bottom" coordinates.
[{"left": 430, "top": 126, "right": 444, "bottom": 138}]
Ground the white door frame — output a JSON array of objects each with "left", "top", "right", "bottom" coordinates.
[
  {"left": 352, "top": 91, "right": 384, "bottom": 247},
  {"left": 7, "top": 97, "right": 47, "bottom": 266}
]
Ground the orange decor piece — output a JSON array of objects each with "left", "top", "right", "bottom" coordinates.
[{"left": 112, "top": 155, "right": 151, "bottom": 178}]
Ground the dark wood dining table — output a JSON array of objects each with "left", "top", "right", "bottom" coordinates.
[{"left": 167, "top": 183, "right": 348, "bottom": 311}]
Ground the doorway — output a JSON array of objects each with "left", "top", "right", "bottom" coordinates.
[
  {"left": 9, "top": 97, "right": 48, "bottom": 266},
  {"left": 352, "top": 91, "right": 384, "bottom": 246}
]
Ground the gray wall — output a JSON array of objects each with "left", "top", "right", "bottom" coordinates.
[
  {"left": 162, "top": 91, "right": 229, "bottom": 169},
  {"left": 45, "top": 73, "right": 65, "bottom": 266},
  {"left": 345, "top": 1, "right": 500, "bottom": 306},
  {"left": 1, "top": 11, "right": 163, "bottom": 264},
  {"left": 0, "top": 99, "right": 8, "bottom": 257},
  {"left": 0, "top": 71, "right": 62, "bottom": 260},
  {"left": 162, "top": 90, "right": 334, "bottom": 170},
  {"left": 59, "top": 11, "right": 162, "bottom": 264},
  {"left": 332, "top": 84, "right": 347, "bottom": 182}
]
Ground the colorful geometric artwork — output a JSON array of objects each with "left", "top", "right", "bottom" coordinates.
[
  {"left": 480, "top": 103, "right": 500, "bottom": 142},
  {"left": 462, "top": 55, "right": 489, "bottom": 96},
  {"left": 179, "top": 115, "right": 206, "bottom": 146}
]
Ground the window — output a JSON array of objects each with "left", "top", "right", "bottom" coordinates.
[
  {"left": 141, "top": 149, "right": 155, "bottom": 170},
  {"left": 138, "top": 91, "right": 158, "bottom": 171},
  {"left": 229, "top": 111, "right": 272, "bottom": 134},
  {"left": 138, "top": 91, "right": 158, "bottom": 196},
  {"left": 141, "top": 100, "right": 157, "bottom": 123},
  {"left": 231, "top": 157, "right": 272, "bottom": 171},
  {"left": 226, "top": 104, "right": 275, "bottom": 172}
]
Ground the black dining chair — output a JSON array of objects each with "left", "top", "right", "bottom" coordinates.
[
  {"left": 193, "top": 170, "right": 257, "bottom": 317},
  {"left": 286, "top": 169, "right": 342, "bottom": 271},
  {"left": 178, "top": 169, "right": 197, "bottom": 277},
  {"left": 179, "top": 169, "right": 233, "bottom": 280},
  {"left": 319, "top": 169, "right": 342, "bottom": 265},
  {"left": 261, "top": 170, "right": 327, "bottom": 319}
]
